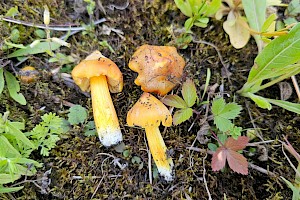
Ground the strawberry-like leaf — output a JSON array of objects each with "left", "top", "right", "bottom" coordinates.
[{"left": 211, "top": 136, "right": 249, "bottom": 175}]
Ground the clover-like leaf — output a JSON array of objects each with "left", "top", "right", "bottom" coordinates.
[{"left": 211, "top": 136, "right": 249, "bottom": 175}]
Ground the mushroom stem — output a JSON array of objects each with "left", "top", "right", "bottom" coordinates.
[
  {"left": 144, "top": 126, "right": 174, "bottom": 181},
  {"left": 90, "top": 75, "right": 122, "bottom": 147}
]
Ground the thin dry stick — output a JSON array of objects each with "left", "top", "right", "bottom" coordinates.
[
  {"left": 202, "top": 153, "right": 212, "bottom": 200},
  {"left": 1, "top": 17, "right": 107, "bottom": 31},
  {"left": 281, "top": 144, "right": 300, "bottom": 178},
  {"left": 248, "top": 163, "right": 277, "bottom": 177},
  {"left": 90, "top": 175, "right": 105, "bottom": 199},
  {"left": 245, "top": 101, "right": 265, "bottom": 142},
  {"left": 192, "top": 38, "right": 232, "bottom": 85},
  {"left": 143, "top": 132, "right": 152, "bottom": 184},
  {"left": 291, "top": 75, "right": 300, "bottom": 101}
]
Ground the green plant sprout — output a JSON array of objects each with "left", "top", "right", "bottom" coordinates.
[
  {"left": 173, "top": 0, "right": 221, "bottom": 48},
  {"left": 238, "top": 23, "right": 300, "bottom": 114},
  {"left": 175, "top": 0, "right": 221, "bottom": 31},
  {"left": 211, "top": 97, "right": 242, "bottom": 139}
]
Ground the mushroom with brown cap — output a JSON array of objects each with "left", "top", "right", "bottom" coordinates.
[
  {"left": 127, "top": 92, "right": 174, "bottom": 181},
  {"left": 71, "top": 51, "right": 123, "bottom": 147},
  {"left": 129, "top": 44, "right": 185, "bottom": 96}
]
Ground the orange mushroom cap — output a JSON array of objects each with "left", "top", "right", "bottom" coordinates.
[
  {"left": 19, "top": 66, "right": 39, "bottom": 83},
  {"left": 129, "top": 45, "right": 185, "bottom": 96},
  {"left": 71, "top": 53, "right": 123, "bottom": 93},
  {"left": 127, "top": 92, "right": 172, "bottom": 127}
]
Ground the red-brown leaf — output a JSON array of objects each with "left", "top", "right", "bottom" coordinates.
[
  {"left": 211, "top": 146, "right": 227, "bottom": 171},
  {"left": 226, "top": 149, "right": 248, "bottom": 175},
  {"left": 211, "top": 136, "right": 249, "bottom": 174},
  {"left": 225, "top": 136, "right": 250, "bottom": 151}
]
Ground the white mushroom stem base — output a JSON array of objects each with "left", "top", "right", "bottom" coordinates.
[
  {"left": 90, "top": 75, "right": 122, "bottom": 147},
  {"left": 145, "top": 126, "right": 174, "bottom": 181}
]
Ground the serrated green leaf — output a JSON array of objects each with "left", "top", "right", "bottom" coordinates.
[
  {"left": 242, "top": 0, "right": 266, "bottom": 52},
  {"left": 0, "top": 185, "right": 24, "bottom": 194},
  {"left": 212, "top": 98, "right": 242, "bottom": 119},
  {"left": 7, "top": 41, "right": 61, "bottom": 58},
  {"left": 267, "top": 98, "right": 300, "bottom": 114},
  {"left": 182, "top": 79, "right": 197, "bottom": 107},
  {"left": 161, "top": 95, "right": 187, "bottom": 108},
  {"left": 0, "top": 68, "right": 4, "bottom": 95},
  {"left": 247, "top": 23, "right": 300, "bottom": 86},
  {"left": 247, "top": 93, "right": 272, "bottom": 110},
  {"left": 173, "top": 108, "right": 193, "bottom": 125},
  {"left": 68, "top": 105, "right": 88, "bottom": 125},
  {"left": 4, "top": 71, "right": 26, "bottom": 105},
  {"left": 214, "top": 117, "right": 233, "bottom": 132}
]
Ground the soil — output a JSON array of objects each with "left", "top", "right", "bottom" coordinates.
[{"left": 0, "top": 0, "right": 299, "bottom": 199}]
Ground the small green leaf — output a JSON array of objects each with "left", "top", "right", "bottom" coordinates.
[
  {"left": 68, "top": 105, "right": 88, "bottom": 125},
  {"left": 182, "top": 79, "right": 197, "bottom": 107},
  {"left": 5, "top": 6, "right": 19, "bottom": 17},
  {"left": 0, "top": 173, "right": 21, "bottom": 184},
  {"left": 286, "top": 0, "right": 300, "bottom": 16},
  {"left": 205, "top": 0, "right": 221, "bottom": 16},
  {"left": 4, "top": 71, "right": 26, "bottom": 105},
  {"left": 247, "top": 93, "right": 272, "bottom": 110},
  {"left": 161, "top": 95, "right": 187, "bottom": 108},
  {"left": 267, "top": 98, "right": 300, "bottom": 114},
  {"left": 184, "top": 17, "right": 194, "bottom": 31},
  {"left": 0, "top": 68, "right": 4, "bottom": 95},
  {"left": 212, "top": 98, "right": 241, "bottom": 132},
  {"left": 10, "top": 29, "right": 20, "bottom": 43},
  {"left": 261, "top": 13, "right": 277, "bottom": 32},
  {"left": 0, "top": 185, "right": 24, "bottom": 194},
  {"left": 212, "top": 98, "right": 242, "bottom": 119},
  {"left": 7, "top": 41, "right": 61, "bottom": 58},
  {"left": 174, "top": 0, "right": 193, "bottom": 17},
  {"left": 173, "top": 108, "right": 193, "bottom": 125},
  {"left": 208, "top": 143, "right": 218, "bottom": 151},
  {"left": 34, "top": 29, "right": 46, "bottom": 39}
]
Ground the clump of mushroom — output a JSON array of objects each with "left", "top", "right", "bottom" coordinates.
[
  {"left": 127, "top": 92, "right": 174, "bottom": 181},
  {"left": 129, "top": 44, "right": 185, "bottom": 96},
  {"left": 127, "top": 45, "right": 185, "bottom": 181},
  {"left": 71, "top": 51, "right": 123, "bottom": 147}
]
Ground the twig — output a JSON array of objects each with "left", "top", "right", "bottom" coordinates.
[
  {"left": 281, "top": 144, "right": 300, "bottom": 178},
  {"left": 1, "top": 17, "right": 107, "bottom": 31},
  {"left": 291, "top": 75, "right": 300, "bottom": 102},
  {"left": 248, "top": 162, "right": 277, "bottom": 177},
  {"left": 90, "top": 175, "right": 105, "bottom": 200},
  {"left": 247, "top": 140, "right": 275, "bottom": 146},
  {"left": 192, "top": 38, "right": 232, "bottom": 85},
  {"left": 143, "top": 132, "right": 152, "bottom": 184},
  {"left": 203, "top": 153, "right": 212, "bottom": 200},
  {"left": 245, "top": 100, "right": 265, "bottom": 142}
]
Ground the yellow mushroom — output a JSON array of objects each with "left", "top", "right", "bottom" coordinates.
[
  {"left": 71, "top": 51, "right": 123, "bottom": 147},
  {"left": 127, "top": 92, "right": 174, "bottom": 181}
]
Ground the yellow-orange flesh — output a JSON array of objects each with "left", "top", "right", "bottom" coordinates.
[
  {"left": 145, "top": 126, "right": 173, "bottom": 181},
  {"left": 90, "top": 75, "right": 122, "bottom": 147}
]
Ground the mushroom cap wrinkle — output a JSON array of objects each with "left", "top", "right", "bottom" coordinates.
[
  {"left": 71, "top": 51, "right": 123, "bottom": 93},
  {"left": 127, "top": 92, "right": 172, "bottom": 127},
  {"left": 129, "top": 45, "right": 185, "bottom": 96}
]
